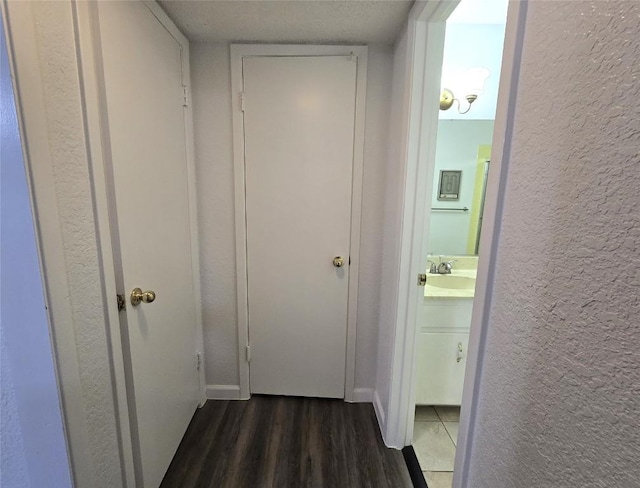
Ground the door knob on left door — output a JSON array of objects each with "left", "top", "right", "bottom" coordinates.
[
  {"left": 333, "top": 256, "right": 345, "bottom": 268},
  {"left": 130, "top": 288, "right": 156, "bottom": 306}
]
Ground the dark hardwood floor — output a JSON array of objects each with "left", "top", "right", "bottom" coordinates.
[{"left": 160, "top": 396, "right": 412, "bottom": 488}]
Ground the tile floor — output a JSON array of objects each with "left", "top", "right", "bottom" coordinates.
[{"left": 413, "top": 406, "right": 460, "bottom": 488}]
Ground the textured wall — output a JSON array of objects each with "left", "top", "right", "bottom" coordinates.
[
  {"left": 1, "top": 333, "right": 30, "bottom": 488},
  {"left": 468, "top": 1, "right": 640, "bottom": 486},
  {"left": 6, "top": 2, "right": 124, "bottom": 486},
  {"left": 191, "top": 43, "right": 393, "bottom": 392},
  {"left": 2, "top": 16, "right": 35, "bottom": 488}
]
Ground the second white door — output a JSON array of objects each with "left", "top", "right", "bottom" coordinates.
[
  {"left": 96, "top": 3, "right": 200, "bottom": 486},
  {"left": 242, "top": 54, "right": 358, "bottom": 398}
]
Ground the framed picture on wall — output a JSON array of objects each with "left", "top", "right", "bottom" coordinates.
[{"left": 437, "top": 170, "right": 462, "bottom": 201}]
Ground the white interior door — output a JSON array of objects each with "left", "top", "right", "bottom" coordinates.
[
  {"left": 96, "top": 3, "right": 199, "bottom": 487},
  {"left": 242, "top": 55, "right": 357, "bottom": 398}
]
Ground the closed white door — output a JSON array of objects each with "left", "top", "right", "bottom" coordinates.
[
  {"left": 97, "top": 3, "right": 199, "bottom": 487},
  {"left": 243, "top": 56, "right": 357, "bottom": 398}
]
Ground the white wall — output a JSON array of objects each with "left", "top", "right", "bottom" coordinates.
[
  {"left": 190, "top": 43, "right": 239, "bottom": 388},
  {"left": 1, "top": 17, "right": 72, "bottom": 487},
  {"left": 427, "top": 120, "right": 494, "bottom": 255},
  {"left": 374, "top": 25, "right": 409, "bottom": 423},
  {"left": 357, "top": 44, "right": 394, "bottom": 392},
  {"left": 467, "top": 1, "right": 640, "bottom": 485},
  {"left": 191, "top": 43, "right": 394, "bottom": 395},
  {"left": 4, "top": 2, "right": 126, "bottom": 485}
]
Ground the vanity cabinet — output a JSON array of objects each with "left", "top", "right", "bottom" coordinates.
[
  {"left": 416, "top": 298, "right": 473, "bottom": 405},
  {"left": 415, "top": 332, "right": 469, "bottom": 405}
]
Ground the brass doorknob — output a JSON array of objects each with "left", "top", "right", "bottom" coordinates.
[
  {"left": 333, "top": 256, "right": 345, "bottom": 268},
  {"left": 130, "top": 288, "right": 156, "bottom": 306}
]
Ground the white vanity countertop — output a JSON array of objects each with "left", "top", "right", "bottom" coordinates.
[{"left": 424, "top": 255, "right": 478, "bottom": 299}]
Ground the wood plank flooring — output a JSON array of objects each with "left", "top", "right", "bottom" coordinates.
[{"left": 160, "top": 396, "right": 412, "bottom": 488}]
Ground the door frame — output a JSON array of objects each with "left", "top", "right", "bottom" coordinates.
[
  {"left": 74, "top": 1, "right": 205, "bottom": 485},
  {"left": 383, "top": 1, "right": 527, "bottom": 486},
  {"left": 230, "top": 44, "right": 368, "bottom": 402},
  {"left": 1, "top": 2, "right": 83, "bottom": 484}
]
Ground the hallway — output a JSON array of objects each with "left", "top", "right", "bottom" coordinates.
[{"left": 160, "top": 396, "right": 411, "bottom": 487}]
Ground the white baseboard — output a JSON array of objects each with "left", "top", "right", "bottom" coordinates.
[
  {"left": 350, "top": 387, "right": 374, "bottom": 403},
  {"left": 205, "top": 384, "right": 241, "bottom": 400},
  {"left": 205, "top": 384, "right": 375, "bottom": 404},
  {"left": 373, "top": 389, "right": 386, "bottom": 433}
]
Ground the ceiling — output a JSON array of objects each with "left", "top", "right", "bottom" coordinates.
[
  {"left": 158, "top": 0, "right": 414, "bottom": 44},
  {"left": 447, "top": 0, "right": 508, "bottom": 25}
]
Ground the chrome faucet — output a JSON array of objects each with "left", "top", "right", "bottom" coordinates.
[
  {"left": 437, "top": 260, "right": 455, "bottom": 274},
  {"left": 427, "top": 257, "right": 455, "bottom": 274}
]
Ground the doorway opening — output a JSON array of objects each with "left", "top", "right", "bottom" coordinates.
[{"left": 411, "top": 1, "right": 508, "bottom": 484}]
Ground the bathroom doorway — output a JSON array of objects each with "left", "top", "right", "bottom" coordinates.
[{"left": 412, "top": 2, "right": 507, "bottom": 482}]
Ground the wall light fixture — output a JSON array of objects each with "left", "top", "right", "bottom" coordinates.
[{"left": 439, "top": 67, "right": 490, "bottom": 114}]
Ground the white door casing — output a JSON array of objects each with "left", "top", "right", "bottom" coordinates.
[
  {"left": 231, "top": 45, "right": 368, "bottom": 401},
  {"left": 93, "top": 2, "right": 201, "bottom": 486}
]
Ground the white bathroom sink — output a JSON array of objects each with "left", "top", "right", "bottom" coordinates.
[
  {"left": 428, "top": 274, "right": 475, "bottom": 290},
  {"left": 425, "top": 272, "right": 477, "bottom": 298}
]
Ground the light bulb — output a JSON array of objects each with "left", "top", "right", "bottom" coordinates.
[{"left": 465, "top": 67, "right": 490, "bottom": 96}]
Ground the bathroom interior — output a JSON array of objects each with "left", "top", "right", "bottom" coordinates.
[{"left": 411, "top": 2, "right": 507, "bottom": 486}]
